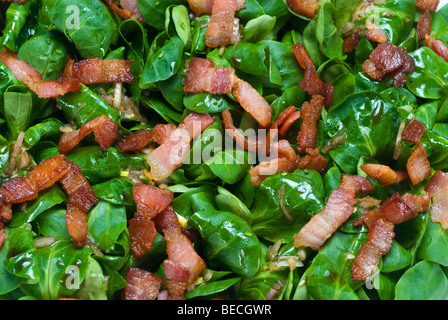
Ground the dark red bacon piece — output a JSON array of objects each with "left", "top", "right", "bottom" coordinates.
[
  {"left": 297, "top": 148, "right": 327, "bottom": 173},
  {"left": 128, "top": 217, "right": 158, "bottom": 259},
  {"left": 361, "top": 163, "right": 408, "bottom": 186},
  {"left": 425, "top": 170, "right": 448, "bottom": 229},
  {"left": 72, "top": 58, "right": 134, "bottom": 85},
  {"left": 425, "top": 35, "right": 448, "bottom": 63},
  {"left": 59, "top": 115, "right": 120, "bottom": 155},
  {"left": 416, "top": 0, "right": 439, "bottom": 12},
  {"left": 292, "top": 44, "right": 333, "bottom": 108},
  {"left": 145, "top": 112, "right": 215, "bottom": 181},
  {"left": 133, "top": 183, "right": 174, "bottom": 220},
  {"left": 286, "top": 0, "right": 319, "bottom": 19},
  {"left": 351, "top": 218, "right": 395, "bottom": 282},
  {"left": 294, "top": 174, "right": 372, "bottom": 250},
  {"left": 123, "top": 267, "right": 163, "bottom": 300},
  {"left": 401, "top": 118, "right": 426, "bottom": 144},
  {"left": 362, "top": 42, "right": 415, "bottom": 87},
  {"left": 343, "top": 29, "right": 362, "bottom": 55},
  {"left": 296, "top": 95, "right": 324, "bottom": 154},
  {"left": 417, "top": 8, "right": 432, "bottom": 40},
  {"left": 118, "top": 129, "right": 153, "bottom": 153},
  {"left": 406, "top": 144, "right": 431, "bottom": 185},
  {"left": 104, "top": 0, "right": 146, "bottom": 25},
  {"left": 363, "top": 20, "right": 389, "bottom": 44}
]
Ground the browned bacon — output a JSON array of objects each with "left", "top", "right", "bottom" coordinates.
[
  {"left": 118, "top": 129, "right": 153, "bottom": 153},
  {"left": 292, "top": 44, "right": 333, "bottom": 108},
  {"left": 275, "top": 107, "right": 301, "bottom": 139},
  {"left": 296, "top": 95, "right": 324, "bottom": 154},
  {"left": 362, "top": 42, "right": 415, "bottom": 87},
  {"left": 351, "top": 218, "right": 395, "bottom": 282},
  {"left": 364, "top": 20, "right": 389, "bottom": 44},
  {"left": 232, "top": 78, "right": 273, "bottom": 128},
  {"left": 406, "top": 144, "right": 431, "bottom": 185},
  {"left": 129, "top": 184, "right": 173, "bottom": 258},
  {"left": 294, "top": 174, "right": 372, "bottom": 250},
  {"left": 187, "top": 0, "right": 245, "bottom": 16},
  {"left": 145, "top": 112, "right": 215, "bottom": 181},
  {"left": 401, "top": 118, "right": 426, "bottom": 144},
  {"left": 183, "top": 58, "right": 236, "bottom": 94},
  {"left": 123, "top": 267, "right": 163, "bottom": 300},
  {"left": 361, "top": 163, "right": 408, "bottom": 186},
  {"left": 72, "top": 58, "right": 134, "bottom": 85},
  {"left": 204, "top": 0, "right": 243, "bottom": 48},
  {"left": 297, "top": 148, "right": 327, "bottom": 173},
  {"left": 425, "top": 35, "right": 448, "bottom": 63},
  {"left": 59, "top": 115, "right": 120, "bottom": 155},
  {"left": 286, "top": 0, "right": 319, "bottom": 19},
  {"left": 104, "top": 0, "right": 146, "bottom": 25},
  {"left": 417, "top": 8, "right": 432, "bottom": 40},
  {"left": 379, "top": 192, "right": 417, "bottom": 224},
  {"left": 0, "top": 48, "right": 82, "bottom": 99},
  {"left": 425, "top": 170, "right": 448, "bottom": 228},
  {"left": 416, "top": 0, "right": 439, "bottom": 12},
  {"left": 343, "top": 29, "right": 362, "bottom": 55}
]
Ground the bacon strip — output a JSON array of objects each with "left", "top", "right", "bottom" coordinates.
[
  {"left": 204, "top": 0, "right": 243, "bottom": 48},
  {"left": 145, "top": 112, "right": 215, "bottom": 181},
  {"left": 154, "top": 207, "right": 206, "bottom": 300},
  {"left": 104, "top": 0, "right": 146, "bottom": 25},
  {"left": 343, "top": 29, "right": 362, "bottom": 55},
  {"left": 363, "top": 20, "right": 389, "bottom": 44},
  {"left": 362, "top": 42, "right": 415, "bottom": 88},
  {"left": 296, "top": 95, "right": 324, "bottom": 154},
  {"left": 129, "top": 183, "right": 173, "bottom": 258},
  {"left": 187, "top": 0, "right": 245, "bottom": 16},
  {"left": 425, "top": 34, "right": 448, "bottom": 63},
  {"left": 0, "top": 154, "right": 97, "bottom": 248},
  {"left": 361, "top": 164, "right": 408, "bottom": 186},
  {"left": 351, "top": 218, "right": 395, "bottom": 282},
  {"left": 297, "top": 148, "right": 327, "bottom": 173},
  {"left": 425, "top": 170, "right": 448, "bottom": 229},
  {"left": 416, "top": 0, "right": 439, "bottom": 12},
  {"left": 286, "top": 0, "right": 319, "bottom": 19},
  {"left": 58, "top": 115, "right": 120, "bottom": 155},
  {"left": 72, "top": 58, "right": 134, "bottom": 85},
  {"left": 292, "top": 44, "right": 333, "bottom": 108},
  {"left": 183, "top": 58, "right": 236, "bottom": 95},
  {"left": 401, "top": 118, "right": 426, "bottom": 144},
  {"left": 123, "top": 267, "right": 163, "bottom": 300},
  {"left": 118, "top": 129, "right": 153, "bottom": 153},
  {"left": 294, "top": 174, "right": 372, "bottom": 251},
  {"left": 406, "top": 144, "right": 431, "bottom": 185},
  {"left": 417, "top": 8, "right": 432, "bottom": 40}
]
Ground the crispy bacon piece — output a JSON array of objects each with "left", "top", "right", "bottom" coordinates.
[
  {"left": 104, "top": 0, "right": 146, "bottom": 25},
  {"left": 296, "top": 95, "right": 324, "bottom": 154},
  {"left": 417, "top": 8, "right": 432, "bottom": 40},
  {"left": 297, "top": 148, "right": 327, "bottom": 173},
  {"left": 0, "top": 222, "right": 6, "bottom": 250},
  {"left": 401, "top": 118, "right": 426, "bottom": 144},
  {"left": 59, "top": 115, "right": 120, "bottom": 155},
  {"left": 343, "top": 29, "right": 362, "bottom": 55},
  {"left": 232, "top": 78, "right": 273, "bottom": 128},
  {"left": 145, "top": 112, "right": 215, "bottom": 181},
  {"left": 401, "top": 193, "right": 430, "bottom": 213},
  {"left": 204, "top": 0, "right": 242, "bottom": 48},
  {"left": 150, "top": 124, "right": 177, "bottom": 145},
  {"left": 123, "top": 267, "right": 163, "bottom": 300},
  {"left": 118, "top": 129, "right": 153, "bottom": 153},
  {"left": 155, "top": 207, "right": 206, "bottom": 300},
  {"left": 361, "top": 163, "right": 408, "bottom": 186},
  {"left": 362, "top": 42, "right": 415, "bottom": 87},
  {"left": 133, "top": 183, "right": 174, "bottom": 219},
  {"left": 406, "top": 144, "right": 431, "bottom": 185},
  {"left": 0, "top": 155, "right": 96, "bottom": 247},
  {"left": 425, "top": 35, "right": 448, "bottom": 63},
  {"left": 364, "top": 20, "right": 389, "bottom": 44},
  {"left": 294, "top": 174, "right": 372, "bottom": 250},
  {"left": 416, "top": 0, "right": 439, "bottom": 12},
  {"left": 293, "top": 44, "right": 333, "bottom": 108},
  {"left": 183, "top": 58, "right": 236, "bottom": 94},
  {"left": 187, "top": 0, "right": 245, "bottom": 16},
  {"left": 286, "top": 0, "right": 319, "bottom": 19},
  {"left": 278, "top": 109, "right": 301, "bottom": 139},
  {"left": 249, "top": 140, "right": 299, "bottom": 186},
  {"left": 351, "top": 218, "right": 395, "bottom": 282},
  {"left": 425, "top": 170, "right": 448, "bottom": 228},
  {"left": 0, "top": 48, "right": 82, "bottom": 99},
  {"left": 129, "top": 183, "right": 173, "bottom": 258},
  {"left": 353, "top": 208, "right": 382, "bottom": 228},
  {"left": 379, "top": 192, "right": 418, "bottom": 224},
  {"left": 72, "top": 58, "right": 134, "bottom": 85}
]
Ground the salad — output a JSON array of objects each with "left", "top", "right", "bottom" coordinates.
[{"left": 0, "top": 0, "right": 447, "bottom": 301}]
